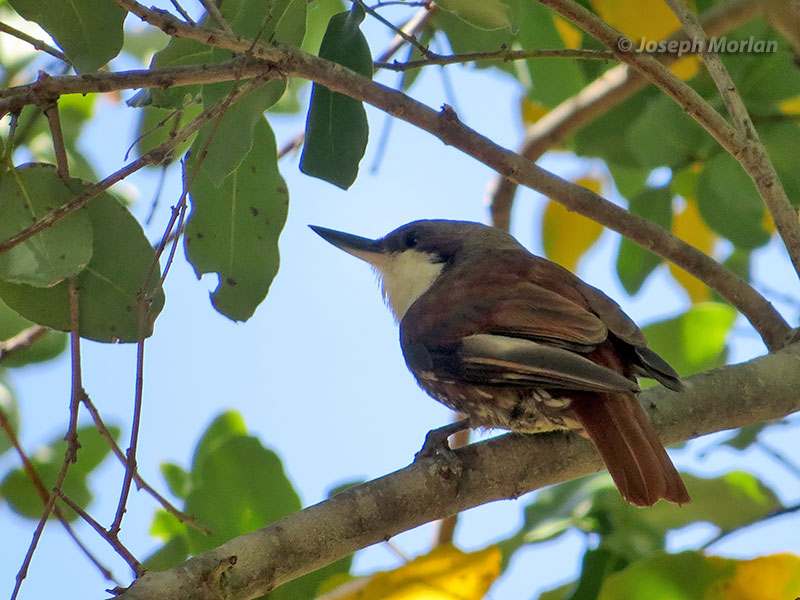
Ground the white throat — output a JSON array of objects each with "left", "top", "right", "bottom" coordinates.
[{"left": 373, "top": 250, "right": 444, "bottom": 321}]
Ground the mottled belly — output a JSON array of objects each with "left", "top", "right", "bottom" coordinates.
[{"left": 418, "top": 376, "right": 582, "bottom": 434}]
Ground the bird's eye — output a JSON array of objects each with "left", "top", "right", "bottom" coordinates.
[{"left": 404, "top": 230, "right": 419, "bottom": 248}]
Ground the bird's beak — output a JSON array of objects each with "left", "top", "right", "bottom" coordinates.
[{"left": 309, "top": 225, "right": 387, "bottom": 267}]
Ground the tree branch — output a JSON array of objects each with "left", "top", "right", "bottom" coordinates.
[
  {"left": 664, "top": 0, "right": 800, "bottom": 283},
  {"left": 486, "top": 0, "right": 762, "bottom": 232},
  {"left": 375, "top": 47, "right": 614, "bottom": 71},
  {"left": 0, "top": 21, "right": 71, "bottom": 64},
  {"left": 117, "top": 342, "right": 800, "bottom": 600},
  {"left": 108, "top": 0, "right": 789, "bottom": 349}
]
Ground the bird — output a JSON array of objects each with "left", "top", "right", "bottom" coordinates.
[{"left": 310, "top": 219, "right": 690, "bottom": 507}]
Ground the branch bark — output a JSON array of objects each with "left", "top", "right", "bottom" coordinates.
[{"left": 117, "top": 342, "right": 800, "bottom": 600}]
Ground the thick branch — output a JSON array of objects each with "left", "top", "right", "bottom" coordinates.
[
  {"left": 110, "top": 0, "right": 788, "bottom": 348},
  {"left": 117, "top": 343, "right": 800, "bottom": 600},
  {"left": 487, "top": 0, "right": 762, "bottom": 231}
]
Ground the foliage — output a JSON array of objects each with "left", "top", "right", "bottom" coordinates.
[{"left": 0, "top": 0, "right": 799, "bottom": 597}]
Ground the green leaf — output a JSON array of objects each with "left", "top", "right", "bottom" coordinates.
[
  {"left": 160, "top": 462, "right": 191, "bottom": 500},
  {"left": 146, "top": 37, "right": 214, "bottom": 108},
  {"left": 695, "top": 153, "right": 770, "bottom": 250},
  {"left": 566, "top": 547, "right": 629, "bottom": 600},
  {"left": 0, "top": 192, "right": 166, "bottom": 343},
  {"left": 436, "top": 0, "right": 513, "bottom": 30},
  {"left": 607, "top": 164, "right": 649, "bottom": 200},
  {"left": 627, "top": 96, "right": 712, "bottom": 169},
  {"left": 190, "top": 410, "right": 249, "bottom": 471},
  {"left": 185, "top": 434, "right": 301, "bottom": 552},
  {"left": 598, "top": 552, "right": 735, "bottom": 600},
  {"left": 642, "top": 303, "right": 736, "bottom": 377},
  {"left": 518, "top": 3, "right": 585, "bottom": 107},
  {"left": 616, "top": 186, "right": 672, "bottom": 295},
  {"left": 303, "top": 0, "right": 346, "bottom": 54},
  {"left": 7, "top": 0, "right": 125, "bottom": 72},
  {"left": 640, "top": 472, "right": 782, "bottom": 535},
  {"left": 760, "top": 121, "right": 800, "bottom": 207},
  {"left": 431, "top": 9, "right": 515, "bottom": 72},
  {"left": 191, "top": 81, "right": 287, "bottom": 187},
  {"left": 144, "top": 533, "right": 190, "bottom": 572},
  {"left": 135, "top": 102, "right": 204, "bottom": 162},
  {"left": 185, "top": 118, "right": 289, "bottom": 321},
  {"left": 0, "top": 164, "right": 93, "bottom": 287},
  {"left": 574, "top": 90, "right": 654, "bottom": 166},
  {"left": 0, "top": 425, "right": 119, "bottom": 521},
  {"left": 300, "top": 5, "right": 372, "bottom": 189},
  {"left": 0, "top": 297, "right": 67, "bottom": 367}
]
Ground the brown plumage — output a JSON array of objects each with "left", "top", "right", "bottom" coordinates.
[{"left": 311, "top": 220, "right": 691, "bottom": 507}]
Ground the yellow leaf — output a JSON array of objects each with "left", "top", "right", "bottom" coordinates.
[
  {"left": 778, "top": 96, "right": 800, "bottom": 115},
  {"left": 521, "top": 97, "right": 549, "bottom": 126},
  {"left": 668, "top": 198, "right": 716, "bottom": 302},
  {"left": 707, "top": 554, "right": 800, "bottom": 599},
  {"left": 542, "top": 177, "right": 605, "bottom": 271},
  {"left": 553, "top": 14, "right": 582, "bottom": 50},
  {"left": 325, "top": 545, "right": 502, "bottom": 600},
  {"left": 589, "top": 0, "right": 698, "bottom": 79}
]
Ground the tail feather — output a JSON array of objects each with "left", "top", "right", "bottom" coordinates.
[{"left": 571, "top": 393, "right": 690, "bottom": 507}]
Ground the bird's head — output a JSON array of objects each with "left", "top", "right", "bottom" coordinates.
[{"left": 310, "top": 220, "right": 521, "bottom": 321}]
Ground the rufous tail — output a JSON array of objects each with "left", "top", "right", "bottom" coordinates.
[{"left": 571, "top": 393, "right": 691, "bottom": 507}]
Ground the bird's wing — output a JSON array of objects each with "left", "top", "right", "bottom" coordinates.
[{"left": 403, "top": 333, "right": 639, "bottom": 393}]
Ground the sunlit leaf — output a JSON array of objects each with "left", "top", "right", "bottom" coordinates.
[
  {"left": 328, "top": 545, "right": 501, "bottom": 600},
  {"left": 642, "top": 303, "right": 736, "bottom": 376},
  {"left": 639, "top": 472, "right": 782, "bottom": 534},
  {"left": 588, "top": 0, "right": 698, "bottom": 79},
  {"left": 542, "top": 177, "right": 605, "bottom": 271},
  {"left": 599, "top": 552, "right": 800, "bottom": 600},
  {"left": 668, "top": 198, "right": 716, "bottom": 302},
  {"left": 552, "top": 14, "right": 581, "bottom": 49}
]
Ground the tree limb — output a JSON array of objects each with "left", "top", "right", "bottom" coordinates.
[
  {"left": 116, "top": 342, "right": 800, "bottom": 600},
  {"left": 486, "top": 0, "right": 762, "bottom": 231}
]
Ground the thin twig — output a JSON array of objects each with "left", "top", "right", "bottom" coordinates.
[
  {"left": 701, "top": 502, "right": 800, "bottom": 549},
  {"left": 198, "top": 0, "right": 233, "bottom": 34},
  {"left": 0, "top": 405, "right": 118, "bottom": 583},
  {"left": 375, "top": 47, "right": 614, "bottom": 71},
  {"left": 54, "top": 488, "right": 144, "bottom": 575},
  {"left": 0, "top": 21, "right": 71, "bottom": 64},
  {"left": 0, "top": 325, "right": 48, "bottom": 363},
  {"left": 0, "top": 75, "right": 273, "bottom": 255},
  {"left": 11, "top": 280, "right": 84, "bottom": 600},
  {"left": 374, "top": 4, "right": 435, "bottom": 64},
  {"left": 168, "top": 0, "right": 195, "bottom": 24},
  {"left": 755, "top": 439, "right": 800, "bottom": 480},
  {"left": 664, "top": 0, "right": 800, "bottom": 282},
  {"left": 44, "top": 103, "right": 69, "bottom": 179},
  {"left": 354, "top": 0, "right": 431, "bottom": 57},
  {"left": 80, "top": 393, "right": 211, "bottom": 534}
]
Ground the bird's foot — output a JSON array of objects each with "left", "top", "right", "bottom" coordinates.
[{"left": 414, "top": 418, "right": 470, "bottom": 461}]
